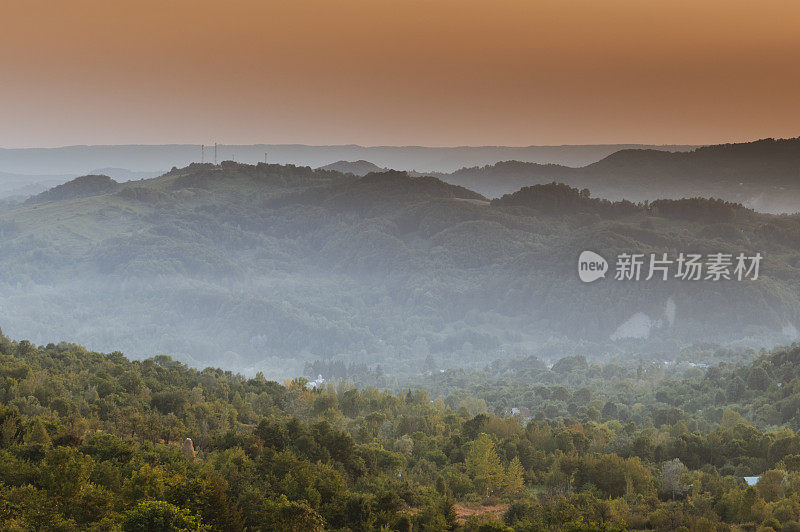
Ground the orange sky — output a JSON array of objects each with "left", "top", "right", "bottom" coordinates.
[{"left": 1, "top": 0, "right": 799, "bottom": 147}]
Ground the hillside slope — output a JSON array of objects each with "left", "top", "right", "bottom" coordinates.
[
  {"left": 441, "top": 137, "right": 800, "bottom": 213},
  {"left": 0, "top": 162, "right": 799, "bottom": 377},
  {"left": 27, "top": 174, "right": 121, "bottom": 204}
]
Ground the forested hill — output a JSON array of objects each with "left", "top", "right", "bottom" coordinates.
[
  {"left": 0, "top": 162, "right": 799, "bottom": 377},
  {"left": 440, "top": 137, "right": 800, "bottom": 212},
  {"left": 26, "top": 174, "right": 121, "bottom": 204},
  {"left": 317, "top": 159, "right": 388, "bottom": 175},
  {"left": 5, "top": 334, "right": 800, "bottom": 529}
]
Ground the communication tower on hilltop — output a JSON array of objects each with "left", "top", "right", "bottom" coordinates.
[
  {"left": 201, "top": 144, "right": 205, "bottom": 163},
  {"left": 214, "top": 143, "right": 218, "bottom": 165}
]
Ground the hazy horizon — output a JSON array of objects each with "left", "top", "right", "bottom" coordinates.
[
  {"left": 3, "top": 141, "right": 703, "bottom": 150},
  {"left": 0, "top": 142, "right": 699, "bottom": 175}
]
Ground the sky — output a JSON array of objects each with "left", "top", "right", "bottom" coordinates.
[{"left": 1, "top": 0, "right": 799, "bottom": 148}]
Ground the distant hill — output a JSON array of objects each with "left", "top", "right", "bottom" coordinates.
[
  {"left": 279, "top": 170, "right": 488, "bottom": 211},
  {"left": 0, "top": 183, "right": 52, "bottom": 200},
  {"left": 439, "top": 161, "right": 575, "bottom": 196},
  {"left": 27, "top": 174, "right": 121, "bottom": 204},
  {"left": 439, "top": 137, "right": 800, "bottom": 212},
  {"left": 584, "top": 137, "right": 800, "bottom": 181},
  {"left": 0, "top": 143, "right": 695, "bottom": 175},
  {"left": 317, "top": 160, "right": 387, "bottom": 175},
  {"left": 0, "top": 170, "right": 75, "bottom": 199},
  {"left": 1, "top": 161, "right": 799, "bottom": 377}
]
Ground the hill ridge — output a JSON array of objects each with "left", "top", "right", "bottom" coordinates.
[{"left": 27, "top": 174, "right": 120, "bottom": 204}]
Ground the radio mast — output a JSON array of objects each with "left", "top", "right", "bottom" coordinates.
[
  {"left": 201, "top": 144, "right": 205, "bottom": 163},
  {"left": 214, "top": 143, "right": 218, "bottom": 165}
]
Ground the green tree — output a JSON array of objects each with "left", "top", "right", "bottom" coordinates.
[
  {"left": 266, "top": 495, "right": 325, "bottom": 532},
  {"left": 121, "top": 500, "right": 206, "bottom": 532},
  {"left": 466, "top": 433, "right": 505, "bottom": 496},
  {"left": 748, "top": 367, "right": 771, "bottom": 391},
  {"left": 41, "top": 447, "right": 93, "bottom": 499},
  {"left": 25, "top": 418, "right": 51, "bottom": 447},
  {"left": 757, "top": 470, "right": 785, "bottom": 502},
  {"left": 505, "top": 456, "right": 525, "bottom": 495}
]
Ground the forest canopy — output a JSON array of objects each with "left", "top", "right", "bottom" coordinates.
[
  {"left": 3, "top": 332, "right": 800, "bottom": 529},
  {"left": 0, "top": 162, "right": 798, "bottom": 378}
]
